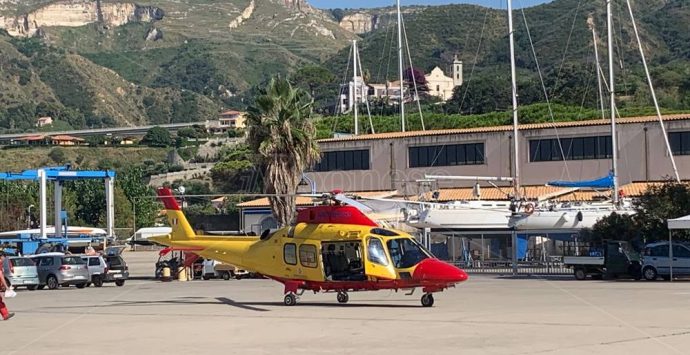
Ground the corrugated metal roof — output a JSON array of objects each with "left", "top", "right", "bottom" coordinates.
[{"left": 318, "top": 114, "right": 690, "bottom": 143}]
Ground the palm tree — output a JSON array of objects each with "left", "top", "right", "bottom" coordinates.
[{"left": 246, "top": 77, "right": 320, "bottom": 226}]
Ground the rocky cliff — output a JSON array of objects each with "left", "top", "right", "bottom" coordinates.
[
  {"left": 337, "top": 7, "right": 422, "bottom": 34},
  {"left": 340, "top": 13, "right": 379, "bottom": 34},
  {"left": 0, "top": 0, "right": 163, "bottom": 37}
]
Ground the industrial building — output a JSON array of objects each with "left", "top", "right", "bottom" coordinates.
[{"left": 306, "top": 113, "right": 690, "bottom": 195}]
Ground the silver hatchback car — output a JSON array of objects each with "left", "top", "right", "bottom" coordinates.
[
  {"left": 2, "top": 256, "right": 40, "bottom": 290},
  {"left": 30, "top": 253, "right": 89, "bottom": 290}
]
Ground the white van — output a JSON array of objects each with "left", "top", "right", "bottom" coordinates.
[
  {"left": 642, "top": 242, "right": 690, "bottom": 280},
  {"left": 127, "top": 227, "right": 172, "bottom": 246}
]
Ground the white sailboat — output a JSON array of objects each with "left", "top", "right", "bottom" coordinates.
[
  {"left": 409, "top": 200, "right": 513, "bottom": 230},
  {"left": 403, "top": 0, "right": 523, "bottom": 231},
  {"left": 509, "top": 0, "right": 679, "bottom": 231}
]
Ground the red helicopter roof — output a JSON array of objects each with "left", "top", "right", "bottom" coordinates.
[{"left": 296, "top": 205, "right": 378, "bottom": 227}]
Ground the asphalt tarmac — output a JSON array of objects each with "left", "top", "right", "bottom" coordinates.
[{"left": 2, "top": 251, "right": 690, "bottom": 354}]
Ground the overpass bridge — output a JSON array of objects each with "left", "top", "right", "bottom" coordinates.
[{"left": 0, "top": 122, "right": 203, "bottom": 142}]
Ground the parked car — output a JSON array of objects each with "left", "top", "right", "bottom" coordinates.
[
  {"left": 202, "top": 259, "right": 249, "bottom": 280},
  {"left": 30, "top": 253, "right": 89, "bottom": 290},
  {"left": 80, "top": 255, "right": 108, "bottom": 287},
  {"left": 2, "top": 256, "right": 40, "bottom": 290},
  {"left": 642, "top": 242, "right": 690, "bottom": 280},
  {"left": 103, "top": 254, "right": 128, "bottom": 287}
]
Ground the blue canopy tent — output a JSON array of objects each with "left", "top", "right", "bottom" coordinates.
[{"left": 548, "top": 171, "right": 614, "bottom": 189}]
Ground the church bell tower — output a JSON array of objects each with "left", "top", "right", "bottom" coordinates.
[{"left": 452, "top": 55, "right": 463, "bottom": 87}]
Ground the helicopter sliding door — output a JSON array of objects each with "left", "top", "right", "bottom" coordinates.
[
  {"left": 322, "top": 241, "right": 366, "bottom": 281},
  {"left": 363, "top": 236, "right": 397, "bottom": 280}
]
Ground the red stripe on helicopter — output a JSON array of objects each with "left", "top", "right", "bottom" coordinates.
[
  {"left": 157, "top": 187, "right": 181, "bottom": 210},
  {"left": 296, "top": 205, "right": 378, "bottom": 227}
]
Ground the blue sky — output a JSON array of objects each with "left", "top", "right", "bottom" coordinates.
[{"left": 310, "top": 0, "right": 552, "bottom": 9}]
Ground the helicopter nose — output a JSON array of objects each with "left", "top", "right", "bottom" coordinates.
[{"left": 412, "top": 258, "right": 468, "bottom": 283}]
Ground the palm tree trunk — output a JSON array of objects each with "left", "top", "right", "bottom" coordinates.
[{"left": 265, "top": 154, "right": 300, "bottom": 226}]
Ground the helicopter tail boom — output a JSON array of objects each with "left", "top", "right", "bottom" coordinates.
[{"left": 156, "top": 187, "right": 196, "bottom": 241}]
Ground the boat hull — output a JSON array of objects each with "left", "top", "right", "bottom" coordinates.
[
  {"left": 408, "top": 201, "right": 512, "bottom": 230},
  {"left": 510, "top": 209, "right": 633, "bottom": 230}
]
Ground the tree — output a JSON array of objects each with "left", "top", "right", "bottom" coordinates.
[
  {"left": 634, "top": 181, "right": 690, "bottom": 242},
  {"left": 290, "top": 65, "right": 338, "bottom": 114},
  {"left": 176, "top": 127, "right": 199, "bottom": 139},
  {"left": 141, "top": 126, "right": 173, "bottom": 147},
  {"left": 584, "top": 212, "right": 642, "bottom": 248},
  {"left": 584, "top": 181, "right": 690, "bottom": 245},
  {"left": 48, "top": 147, "right": 67, "bottom": 164},
  {"left": 330, "top": 8, "right": 346, "bottom": 22},
  {"left": 117, "top": 167, "right": 158, "bottom": 229},
  {"left": 403, "top": 67, "right": 429, "bottom": 93},
  {"left": 246, "top": 77, "right": 320, "bottom": 226}
]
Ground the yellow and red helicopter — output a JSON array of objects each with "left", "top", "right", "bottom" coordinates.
[{"left": 151, "top": 188, "right": 468, "bottom": 307}]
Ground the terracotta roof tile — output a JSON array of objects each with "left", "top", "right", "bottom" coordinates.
[
  {"left": 424, "top": 182, "right": 677, "bottom": 203},
  {"left": 237, "top": 190, "right": 398, "bottom": 208},
  {"left": 51, "top": 135, "right": 84, "bottom": 141},
  {"left": 318, "top": 114, "right": 690, "bottom": 143}
]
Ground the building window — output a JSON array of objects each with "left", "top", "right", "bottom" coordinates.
[
  {"left": 409, "top": 143, "right": 485, "bottom": 168},
  {"left": 284, "top": 243, "right": 297, "bottom": 265},
  {"left": 299, "top": 244, "right": 318, "bottom": 268},
  {"left": 312, "top": 149, "right": 370, "bottom": 172},
  {"left": 529, "top": 136, "right": 612, "bottom": 162},
  {"left": 670, "top": 132, "right": 690, "bottom": 155},
  {"left": 436, "top": 85, "right": 440, "bottom": 92}
]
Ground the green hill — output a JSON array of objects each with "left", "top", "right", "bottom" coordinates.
[
  {"left": 0, "top": 0, "right": 354, "bottom": 131},
  {"left": 326, "top": 0, "right": 690, "bottom": 114},
  {"left": 0, "top": 0, "right": 688, "bottom": 133}
]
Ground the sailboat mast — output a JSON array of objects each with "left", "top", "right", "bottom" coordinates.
[
  {"left": 592, "top": 28, "right": 605, "bottom": 120},
  {"left": 353, "top": 40, "right": 359, "bottom": 136},
  {"left": 607, "top": 0, "right": 619, "bottom": 205},
  {"left": 397, "top": 0, "right": 405, "bottom": 132},
  {"left": 507, "top": 0, "right": 520, "bottom": 198}
]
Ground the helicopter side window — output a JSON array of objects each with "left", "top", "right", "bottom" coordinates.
[
  {"left": 299, "top": 244, "right": 317, "bottom": 268},
  {"left": 284, "top": 243, "right": 297, "bottom": 265},
  {"left": 367, "top": 237, "right": 388, "bottom": 266}
]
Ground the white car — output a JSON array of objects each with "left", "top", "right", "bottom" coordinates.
[
  {"left": 642, "top": 242, "right": 690, "bottom": 280},
  {"left": 81, "top": 255, "right": 108, "bottom": 287}
]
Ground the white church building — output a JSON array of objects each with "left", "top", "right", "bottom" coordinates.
[
  {"left": 425, "top": 56, "right": 463, "bottom": 101},
  {"left": 338, "top": 56, "right": 463, "bottom": 113}
]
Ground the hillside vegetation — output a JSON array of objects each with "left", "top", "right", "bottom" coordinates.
[
  {"left": 0, "top": 146, "right": 168, "bottom": 171},
  {"left": 0, "top": 0, "right": 354, "bottom": 131},
  {"left": 325, "top": 0, "right": 690, "bottom": 115},
  {"left": 0, "top": 0, "right": 688, "bottom": 133}
]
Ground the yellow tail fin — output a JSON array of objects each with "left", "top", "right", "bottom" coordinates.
[{"left": 157, "top": 187, "right": 195, "bottom": 241}]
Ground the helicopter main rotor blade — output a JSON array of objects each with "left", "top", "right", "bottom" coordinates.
[{"left": 332, "top": 194, "right": 374, "bottom": 213}]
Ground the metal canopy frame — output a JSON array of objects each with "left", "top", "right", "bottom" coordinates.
[{"left": 0, "top": 166, "right": 116, "bottom": 242}]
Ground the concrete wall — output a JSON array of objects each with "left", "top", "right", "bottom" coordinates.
[
  {"left": 307, "top": 118, "right": 690, "bottom": 194},
  {"left": 147, "top": 167, "right": 212, "bottom": 186}
]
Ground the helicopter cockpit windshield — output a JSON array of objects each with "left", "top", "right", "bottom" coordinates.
[{"left": 387, "top": 238, "right": 430, "bottom": 269}]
